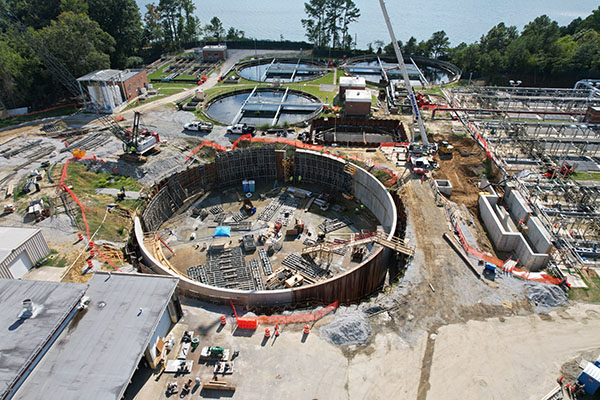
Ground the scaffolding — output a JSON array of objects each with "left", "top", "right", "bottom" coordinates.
[{"left": 447, "top": 84, "right": 600, "bottom": 271}]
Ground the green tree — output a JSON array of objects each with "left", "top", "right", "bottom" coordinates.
[
  {"left": 340, "top": 0, "right": 360, "bottom": 49},
  {"left": 580, "top": 6, "right": 600, "bottom": 33},
  {"left": 38, "top": 11, "right": 115, "bottom": 79},
  {"left": 3, "top": 0, "right": 61, "bottom": 29},
  {"left": 204, "top": 16, "right": 224, "bottom": 41},
  {"left": 226, "top": 27, "right": 245, "bottom": 40},
  {"left": 158, "top": 0, "right": 183, "bottom": 48},
  {"left": 0, "top": 36, "right": 39, "bottom": 107},
  {"left": 181, "top": 0, "right": 200, "bottom": 43},
  {"left": 427, "top": 30, "right": 450, "bottom": 59},
  {"left": 142, "top": 3, "right": 163, "bottom": 45},
  {"left": 88, "top": 0, "right": 143, "bottom": 68},
  {"left": 301, "top": 0, "right": 327, "bottom": 47},
  {"left": 59, "top": 0, "right": 88, "bottom": 14},
  {"left": 403, "top": 36, "right": 418, "bottom": 55},
  {"left": 479, "top": 23, "right": 518, "bottom": 54},
  {"left": 572, "top": 30, "right": 600, "bottom": 72},
  {"left": 302, "top": 0, "right": 359, "bottom": 49},
  {"left": 324, "top": 0, "right": 344, "bottom": 48}
]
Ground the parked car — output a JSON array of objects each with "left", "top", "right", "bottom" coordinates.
[
  {"left": 184, "top": 121, "right": 213, "bottom": 132},
  {"left": 226, "top": 123, "right": 255, "bottom": 135}
]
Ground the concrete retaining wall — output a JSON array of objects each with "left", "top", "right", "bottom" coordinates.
[
  {"left": 479, "top": 194, "right": 549, "bottom": 271},
  {"left": 134, "top": 150, "right": 398, "bottom": 307},
  {"left": 504, "top": 185, "right": 532, "bottom": 223}
]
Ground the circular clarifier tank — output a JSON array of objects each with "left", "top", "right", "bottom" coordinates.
[
  {"left": 237, "top": 58, "right": 327, "bottom": 83},
  {"left": 346, "top": 56, "right": 460, "bottom": 86},
  {"left": 206, "top": 88, "right": 323, "bottom": 126}
]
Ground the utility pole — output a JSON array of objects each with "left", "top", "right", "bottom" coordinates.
[{"left": 378, "top": 0, "right": 429, "bottom": 146}]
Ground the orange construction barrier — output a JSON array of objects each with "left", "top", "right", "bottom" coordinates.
[
  {"left": 59, "top": 157, "right": 120, "bottom": 272},
  {"left": 264, "top": 328, "right": 271, "bottom": 338},
  {"left": 303, "top": 324, "right": 310, "bottom": 334},
  {"left": 229, "top": 299, "right": 338, "bottom": 328},
  {"left": 454, "top": 223, "right": 562, "bottom": 285},
  {"left": 77, "top": 233, "right": 83, "bottom": 241},
  {"left": 220, "top": 315, "right": 227, "bottom": 325},
  {"left": 185, "top": 141, "right": 228, "bottom": 162}
]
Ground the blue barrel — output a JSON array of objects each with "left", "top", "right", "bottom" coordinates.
[
  {"left": 242, "top": 180, "right": 249, "bottom": 193},
  {"left": 249, "top": 180, "right": 255, "bottom": 192}
]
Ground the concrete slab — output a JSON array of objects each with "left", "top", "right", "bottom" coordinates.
[
  {"left": 22, "top": 265, "right": 64, "bottom": 282},
  {"left": 126, "top": 302, "right": 426, "bottom": 400},
  {"left": 561, "top": 269, "right": 588, "bottom": 288},
  {"left": 427, "top": 303, "right": 600, "bottom": 400},
  {"left": 95, "top": 188, "right": 141, "bottom": 199}
]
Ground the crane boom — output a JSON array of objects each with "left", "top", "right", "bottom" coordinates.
[{"left": 378, "top": 0, "right": 429, "bottom": 146}]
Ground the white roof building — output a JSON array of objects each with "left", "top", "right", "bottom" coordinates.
[{"left": 0, "top": 227, "right": 50, "bottom": 279}]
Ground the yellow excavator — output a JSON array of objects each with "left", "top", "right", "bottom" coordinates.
[{"left": 439, "top": 140, "right": 454, "bottom": 155}]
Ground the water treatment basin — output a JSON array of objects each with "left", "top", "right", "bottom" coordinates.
[{"left": 205, "top": 88, "right": 323, "bottom": 126}]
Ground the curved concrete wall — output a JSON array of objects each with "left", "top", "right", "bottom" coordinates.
[{"left": 135, "top": 150, "right": 397, "bottom": 307}]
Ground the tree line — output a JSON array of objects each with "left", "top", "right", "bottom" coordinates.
[
  {"left": 0, "top": 0, "right": 246, "bottom": 109},
  {"left": 2, "top": 0, "right": 599, "bottom": 110},
  {"left": 302, "top": 0, "right": 360, "bottom": 50},
  {"left": 378, "top": 8, "right": 600, "bottom": 84}
]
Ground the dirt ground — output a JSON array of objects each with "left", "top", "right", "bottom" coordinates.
[{"left": 433, "top": 134, "right": 488, "bottom": 215}]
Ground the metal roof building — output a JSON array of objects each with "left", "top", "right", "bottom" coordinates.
[
  {"left": 77, "top": 69, "right": 147, "bottom": 113},
  {"left": 1, "top": 272, "right": 180, "bottom": 400},
  {"left": 0, "top": 280, "right": 87, "bottom": 400},
  {"left": 0, "top": 227, "right": 50, "bottom": 279}
]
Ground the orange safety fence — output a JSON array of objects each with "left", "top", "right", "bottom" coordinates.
[
  {"left": 5, "top": 103, "right": 78, "bottom": 118},
  {"left": 185, "top": 141, "right": 229, "bottom": 162},
  {"left": 454, "top": 223, "right": 562, "bottom": 285},
  {"left": 230, "top": 299, "right": 339, "bottom": 328},
  {"left": 59, "top": 156, "right": 121, "bottom": 272}
]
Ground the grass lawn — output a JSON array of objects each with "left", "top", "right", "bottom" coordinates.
[
  {"left": 58, "top": 162, "right": 144, "bottom": 241},
  {"left": 569, "top": 275, "right": 600, "bottom": 303},
  {"left": 205, "top": 71, "right": 338, "bottom": 104},
  {"left": 572, "top": 172, "right": 600, "bottom": 181},
  {"left": 0, "top": 105, "right": 79, "bottom": 129},
  {"left": 123, "top": 88, "right": 187, "bottom": 111},
  {"left": 147, "top": 64, "right": 169, "bottom": 80}
]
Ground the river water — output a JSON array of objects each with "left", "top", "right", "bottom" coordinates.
[{"left": 136, "top": 0, "right": 598, "bottom": 48}]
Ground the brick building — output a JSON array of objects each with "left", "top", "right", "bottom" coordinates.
[
  {"left": 345, "top": 89, "right": 371, "bottom": 116},
  {"left": 202, "top": 45, "right": 227, "bottom": 61},
  {"left": 77, "top": 69, "right": 148, "bottom": 113}
]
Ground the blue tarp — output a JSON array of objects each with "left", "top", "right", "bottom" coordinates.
[{"left": 214, "top": 226, "right": 231, "bottom": 237}]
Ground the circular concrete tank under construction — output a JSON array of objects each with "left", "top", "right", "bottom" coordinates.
[
  {"left": 134, "top": 147, "right": 409, "bottom": 308},
  {"left": 205, "top": 88, "right": 323, "bottom": 126},
  {"left": 237, "top": 57, "right": 327, "bottom": 83},
  {"left": 345, "top": 55, "right": 461, "bottom": 86}
]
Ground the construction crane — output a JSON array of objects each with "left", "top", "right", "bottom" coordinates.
[
  {"left": 0, "top": 4, "right": 159, "bottom": 160},
  {"left": 378, "top": 0, "right": 429, "bottom": 146}
]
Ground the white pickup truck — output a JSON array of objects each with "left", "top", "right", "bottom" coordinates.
[
  {"left": 184, "top": 121, "right": 213, "bottom": 132},
  {"left": 226, "top": 123, "right": 255, "bottom": 135}
]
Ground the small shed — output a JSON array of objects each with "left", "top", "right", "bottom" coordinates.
[
  {"left": 339, "top": 76, "right": 366, "bottom": 98},
  {"left": 0, "top": 227, "right": 50, "bottom": 279},
  {"left": 345, "top": 89, "right": 371, "bottom": 116},
  {"left": 202, "top": 45, "right": 227, "bottom": 61},
  {"left": 585, "top": 106, "right": 600, "bottom": 124}
]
